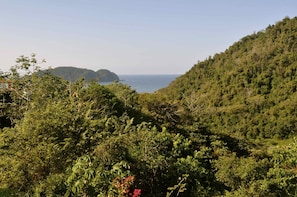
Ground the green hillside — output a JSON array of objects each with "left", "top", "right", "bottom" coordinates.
[
  {"left": 2, "top": 17, "right": 297, "bottom": 197},
  {"left": 161, "top": 16, "right": 297, "bottom": 139},
  {"left": 45, "top": 66, "right": 119, "bottom": 82}
]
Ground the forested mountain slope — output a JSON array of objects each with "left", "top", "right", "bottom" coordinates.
[{"left": 161, "top": 17, "right": 297, "bottom": 138}]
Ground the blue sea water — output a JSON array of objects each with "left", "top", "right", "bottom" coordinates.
[{"left": 117, "top": 74, "right": 180, "bottom": 93}]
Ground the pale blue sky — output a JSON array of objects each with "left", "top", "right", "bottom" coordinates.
[{"left": 0, "top": 0, "right": 296, "bottom": 74}]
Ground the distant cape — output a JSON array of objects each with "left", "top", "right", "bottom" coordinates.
[{"left": 42, "top": 66, "right": 119, "bottom": 82}]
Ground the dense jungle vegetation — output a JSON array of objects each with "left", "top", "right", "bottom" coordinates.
[{"left": 1, "top": 17, "right": 297, "bottom": 196}]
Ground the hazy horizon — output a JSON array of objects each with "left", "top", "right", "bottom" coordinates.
[{"left": 1, "top": 0, "right": 297, "bottom": 74}]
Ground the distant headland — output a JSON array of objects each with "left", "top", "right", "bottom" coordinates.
[{"left": 42, "top": 66, "right": 119, "bottom": 82}]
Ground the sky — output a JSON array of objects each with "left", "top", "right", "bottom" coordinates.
[{"left": 0, "top": 0, "right": 296, "bottom": 74}]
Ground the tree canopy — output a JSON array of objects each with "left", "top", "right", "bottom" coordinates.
[
  {"left": 161, "top": 16, "right": 297, "bottom": 139},
  {"left": 1, "top": 17, "right": 297, "bottom": 196}
]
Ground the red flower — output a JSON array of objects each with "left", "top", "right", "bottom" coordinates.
[{"left": 132, "top": 189, "right": 141, "bottom": 197}]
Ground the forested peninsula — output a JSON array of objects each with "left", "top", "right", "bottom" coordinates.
[
  {"left": 41, "top": 66, "right": 119, "bottom": 82},
  {"left": 1, "top": 17, "right": 297, "bottom": 196}
]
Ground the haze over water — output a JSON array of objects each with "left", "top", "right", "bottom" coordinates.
[{"left": 118, "top": 74, "right": 179, "bottom": 93}]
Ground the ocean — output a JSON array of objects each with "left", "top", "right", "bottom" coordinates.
[{"left": 117, "top": 74, "right": 180, "bottom": 93}]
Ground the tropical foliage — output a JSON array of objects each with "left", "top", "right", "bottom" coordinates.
[
  {"left": 161, "top": 16, "right": 297, "bottom": 139},
  {"left": 1, "top": 17, "right": 297, "bottom": 196}
]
